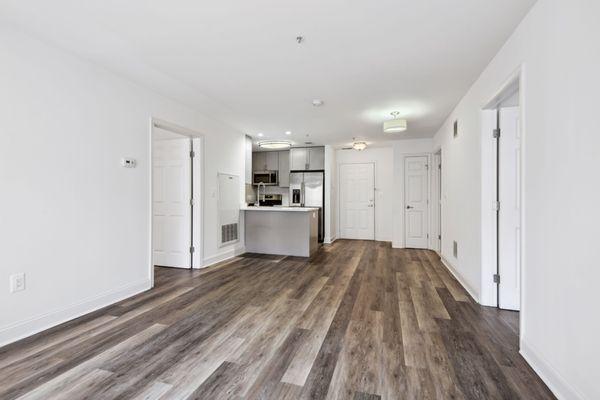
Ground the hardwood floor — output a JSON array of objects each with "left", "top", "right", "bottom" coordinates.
[{"left": 0, "top": 240, "right": 555, "bottom": 399}]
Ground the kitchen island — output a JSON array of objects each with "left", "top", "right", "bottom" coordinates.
[{"left": 241, "top": 206, "right": 319, "bottom": 257}]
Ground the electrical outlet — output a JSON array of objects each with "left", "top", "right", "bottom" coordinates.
[{"left": 10, "top": 273, "right": 26, "bottom": 293}]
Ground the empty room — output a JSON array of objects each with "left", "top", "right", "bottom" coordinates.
[{"left": 1, "top": 0, "right": 598, "bottom": 399}]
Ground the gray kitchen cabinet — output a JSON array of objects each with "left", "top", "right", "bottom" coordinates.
[
  {"left": 290, "top": 148, "right": 309, "bottom": 170},
  {"left": 308, "top": 147, "right": 325, "bottom": 170},
  {"left": 245, "top": 136, "right": 253, "bottom": 184},
  {"left": 253, "top": 152, "right": 267, "bottom": 171},
  {"left": 290, "top": 147, "right": 324, "bottom": 170},
  {"left": 266, "top": 151, "right": 279, "bottom": 170},
  {"left": 278, "top": 150, "right": 290, "bottom": 187}
]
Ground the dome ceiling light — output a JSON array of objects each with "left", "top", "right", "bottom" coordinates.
[
  {"left": 383, "top": 111, "right": 408, "bottom": 133},
  {"left": 352, "top": 141, "right": 367, "bottom": 151},
  {"left": 258, "top": 140, "right": 292, "bottom": 150}
]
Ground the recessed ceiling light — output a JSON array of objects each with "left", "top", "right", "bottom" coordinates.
[
  {"left": 258, "top": 140, "right": 291, "bottom": 150},
  {"left": 257, "top": 132, "right": 264, "bottom": 137},
  {"left": 383, "top": 112, "right": 407, "bottom": 133},
  {"left": 285, "top": 131, "right": 292, "bottom": 135},
  {"left": 312, "top": 99, "right": 324, "bottom": 107}
]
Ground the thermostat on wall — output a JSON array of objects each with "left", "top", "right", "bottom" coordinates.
[{"left": 121, "top": 158, "right": 137, "bottom": 168}]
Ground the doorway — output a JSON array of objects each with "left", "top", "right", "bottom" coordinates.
[
  {"left": 404, "top": 155, "right": 429, "bottom": 249},
  {"left": 482, "top": 71, "right": 523, "bottom": 313},
  {"left": 339, "top": 163, "right": 375, "bottom": 240},
  {"left": 150, "top": 119, "right": 203, "bottom": 285},
  {"left": 432, "top": 150, "right": 442, "bottom": 253}
]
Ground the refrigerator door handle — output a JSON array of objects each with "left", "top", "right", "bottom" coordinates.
[{"left": 301, "top": 181, "right": 305, "bottom": 206}]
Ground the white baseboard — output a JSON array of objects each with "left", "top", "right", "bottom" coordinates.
[
  {"left": 0, "top": 278, "right": 151, "bottom": 347},
  {"left": 440, "top": 256, "right": 480, "bottom": 303},
  {"left": 324, "top": 236, "right": 337, "bottom": 244},
  {"left": 520, "top": 339, "right": 584, "bottom": 400},
  {"left": 203, "top": 246, "right": 245, "bottom": 268}
]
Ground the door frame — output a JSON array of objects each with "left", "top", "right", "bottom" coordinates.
[
  {"left": 480, "top": 65, "right": 526, "bottom": 326},
  {"left": 403, "top": 154, "right": 431, "bottom": 249},
  {"left": 149, "top": 118, "right": 205, "bottom": 287},
  {"left": 337, "top": 162, "right": 376, "bottom": 241},
  {"left": 430, "top": 150, "right": 442, "bottom": 253}
]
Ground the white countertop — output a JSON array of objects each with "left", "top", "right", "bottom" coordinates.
[{"left": 241, "top": 206, "right": 319, "bottom": 212}]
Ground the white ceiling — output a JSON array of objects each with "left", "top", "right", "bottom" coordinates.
[{"left": 1, "top": 0, "right": 536, "bottom": 147}]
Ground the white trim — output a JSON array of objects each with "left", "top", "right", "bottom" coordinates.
[
  {"left": 202, "top": 246, "right": 246, "bottom": 268},
  {"left": 323, "top": 236, "right": 337, "bottom": 244},
  {"left": 520, "top": 340, "right": 584, "bottom": 400},
  {"left": 440, "top": 256, "right": 479, "bottom": 303},
  {"left": 0, "top": 278, "right": 151, "bottom": 347}
]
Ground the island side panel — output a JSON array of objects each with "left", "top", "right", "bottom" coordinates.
[
  {"left": 308, "top": 209, "right": 319, "bottom": 256},
  {"left": 244, "top": 210, "right": 312, "bottom": 257}
]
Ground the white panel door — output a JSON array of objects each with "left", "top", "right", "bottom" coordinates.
[
  {"left": 404, "top": 156, "right": 429, "bottom": 248},
  {"left": 153, "top": 138, "right": 191, "bottom": 268},
  {"left": 498, "top": 107, "right": 521, "bottom": 310},
  {"left": 339, "top": 163, "right": 374, "bottom": 240}
]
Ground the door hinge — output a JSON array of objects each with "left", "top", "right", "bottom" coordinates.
[
  {"left": 493, "top": 128, "right": 501, "bottom": 139},
  {"left": 427, "top": 233, "right": 429, "bottom": 239},
  {"left": 438, "top": 234, "right": 442, "bottom": 240},
  {"left": 493, "top": 274, "right": 500, "bottom": 284},
  {"left": 190, "top": 246, "right": 195, "bottom": 253},
  {"left": 425, "top": 163, "right": 429, "bottom": 169},
  {"left": 494, "top": 201, "right": 500, "bottom": 211},
  {"left": 190, "top": 150, "right": 195, "bottom": 158},
  {"left": 190, "top": 198, "right": 194, "bottom": 207}
]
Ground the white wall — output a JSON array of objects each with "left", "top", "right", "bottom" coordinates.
[
  {"left": 324, "top": 145, "right": 337, "bottom": 243},
  {"left": 0, "top": 27, "right": 245, "bottom": 346},
  {"left": 432, "top": 1, "right": 600, "bottom": 398},
  {"left": 336, "top": 147, "right": 394, "bottom": 242}
]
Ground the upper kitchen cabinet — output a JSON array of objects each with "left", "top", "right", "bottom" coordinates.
[
  {"left": 245, "top": 136, "right": 253, "bottom": 184},
  {"left": 266, "top": 152, "right": 279, "bottom": 170},
  {"left": 290, "top": 147, "right": 325, "bottom": 171},
  {"left": 278, "top": 150, "right": 290, "bottom": 187},
  {"left": 308, "top": 147, "right": 325, "bottom": 170},
  {"left": 290, "top": 148, "right": 308, "bottom": 171},
  {"left": 252, "top": 151, "right": 279, "bottom": 171},
  {"left": 252, "top": 152, "right": 266, "bottom": 171}
]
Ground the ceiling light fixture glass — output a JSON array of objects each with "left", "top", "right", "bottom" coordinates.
[
  {"left": 257, "top": 132, "right": 264, "bottom": 137},
  {"left": 352, "top": 141, "right": 367, "bottom": 151},
  {"left": 285, "top": 131, "right": 292, "bottom": 135},
  {"left": 383, "top": 112, "right": 408, "bottom": 133},
  {"left": 258, "top": 140, "right": 292, "bottom": 150}
]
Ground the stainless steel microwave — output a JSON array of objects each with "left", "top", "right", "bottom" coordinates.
[{"left": 252, "top": 171, "right": 278, "bottom": 186}]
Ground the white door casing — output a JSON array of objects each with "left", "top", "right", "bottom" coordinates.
[
  {"left": 153, "top": 138, "right": 192, "bottom": 268},
  {"left": 339, "top": 163, "right": 375, "bottom": 240},
  {"left": 498, "top": 107, "right": 521, "bottom": 310},
  {"left": 404, "top": 156, "right": 429, "bottom": 249}
]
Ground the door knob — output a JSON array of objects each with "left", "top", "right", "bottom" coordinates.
[{"left": 406, "top": 205, "right": 414, "bottom": 209}]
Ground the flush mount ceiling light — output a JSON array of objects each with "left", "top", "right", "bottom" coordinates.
[
  {"left": 285, "top": 131, "right": 292, "bottom": 135},
  {"left": 312, "top": 99, "right": 324, "bottom": 107},
  {"left": 352, "top": 141, "right": 367, "bottom": 151},
  {"left": 383, "top": 112, "right": 408, "bottom": 133},
  {"left": 258, "top": 140, "right": 291, "bottom": 150},
  {"left": 257, "top": 132, "right": 264, "bottom": 137}
]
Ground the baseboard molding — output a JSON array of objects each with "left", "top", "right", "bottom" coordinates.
[
  {"left": 203, "top": 246, "right": 245, "bottom": 268},
  {"left": 0, "top": 278, "right": 151, "bottom": 347},
  {"left": 520, "top": 339, "right": 584, "bottom": 400},
  {"left": 324, "top": 236, "right": 337, "bottom": 244},
  {"left": 440, "top": 256, "right": 480, "bottom": 303}
]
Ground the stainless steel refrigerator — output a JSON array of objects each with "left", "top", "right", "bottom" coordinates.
[{"left": 289, "top": 171, "right": 324, "bottom": 242}]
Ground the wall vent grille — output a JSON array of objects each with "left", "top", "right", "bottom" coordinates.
[{"left": 221, "top": 223, "right": 238, "bottom": 244}]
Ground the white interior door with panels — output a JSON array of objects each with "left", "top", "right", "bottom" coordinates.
[
  {"left": 404, "top": 156, "right": 429, "bottom": 249},
  {"left": 153, "top": 138, "right": 192, "bottom": 268},
  {"left": 497, "top": 106, "right": 521, "bottom": 310},
  {"left": 339, "top": 163, "right": 375, "bottom": 240}
]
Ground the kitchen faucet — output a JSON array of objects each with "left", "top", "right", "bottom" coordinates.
[{"left": 257, "top": 182, "right": 266, "bottom": 207}]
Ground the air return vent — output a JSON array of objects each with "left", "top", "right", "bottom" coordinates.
[{"left": 221, "top": 223, "right": 238, "bottom": 244}]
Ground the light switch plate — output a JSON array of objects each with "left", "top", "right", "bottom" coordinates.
[{"left": 10, "top": 273, "right": 25, "bottom": 293}]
